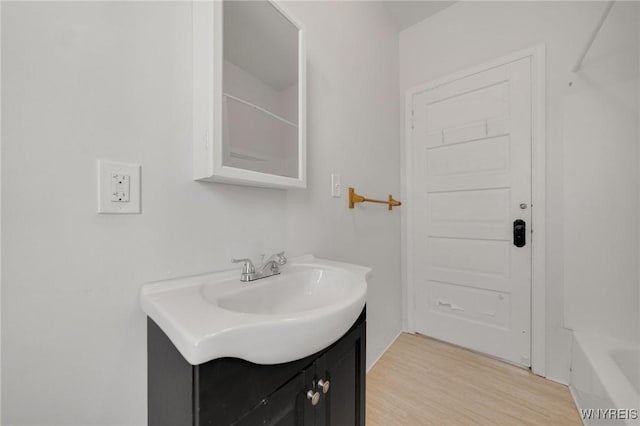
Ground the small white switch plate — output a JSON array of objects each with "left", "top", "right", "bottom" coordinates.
[
  {"left": 331, "top": 174, "right": 342, "bottom": 198},
  {"left": 98, "top": 160, "right": 141, "bottom": 214}
]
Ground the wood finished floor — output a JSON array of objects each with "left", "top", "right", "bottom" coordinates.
[{"left": 366, "top": 333, "right": 581, "bottom": 426}]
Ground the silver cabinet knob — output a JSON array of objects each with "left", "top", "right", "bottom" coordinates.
[
  {"left": 306, "top": 390, "right": 320, "bottom": 406},
  {"left": 520, "top": 203, "right": 528, "bottom": 209},
  {"left": 317, "top": 379, "right": 330, "bottom": 394}
]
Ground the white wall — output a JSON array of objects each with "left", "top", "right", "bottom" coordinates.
[
  {"left": 282, "top": 1, "right": 402, "bottom": 368},
  {"left": 1, "top": 1, "right": 400, "bottom": 425},
  {"left": 563, "top": 2, "right": 639, "bottom": 343},
  {"left": 399, "top": 1, "right": 632, "bottom": 383}
]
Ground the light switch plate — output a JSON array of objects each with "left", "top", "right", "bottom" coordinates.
[
  {"left": 331, "top": 174, "right": 342, "bottom": 198},
  {"left": 97, "top": 160, "right": 141, "bottom": 214}
]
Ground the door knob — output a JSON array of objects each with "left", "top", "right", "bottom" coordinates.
[
  {"left": 306, "top": 390, "right": 320, "bottom": 406},
  {"left": 317, "top": 379, "right": 330, "bottom": 394}
]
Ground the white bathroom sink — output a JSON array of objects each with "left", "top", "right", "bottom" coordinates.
[{"left": 140, "top": 255, "right": 370, "bottom": 365}]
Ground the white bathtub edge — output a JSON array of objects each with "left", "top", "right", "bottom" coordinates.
[{"left": 570, "top": 331, "right": 639, "bottom": 426}]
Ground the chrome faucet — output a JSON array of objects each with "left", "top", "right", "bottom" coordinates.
[
  {"left": 231, "top": 257, "right": 257, "bottom": 282},
  {"left": 232, "top": 251, "right": 287, "bottom": 282}
]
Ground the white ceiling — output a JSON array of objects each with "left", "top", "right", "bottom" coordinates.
[
  {"left": 222, "top": 0, "right": 455, "bottom": 89},
  {"left": 383, "top": 1, "right": 456, "bottom": 31}
]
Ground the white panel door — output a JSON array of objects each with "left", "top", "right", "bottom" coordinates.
[{"left": 411, "top": 58, "right": 532, "bottom": 366}]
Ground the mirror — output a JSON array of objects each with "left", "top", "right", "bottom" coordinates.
[
  {"left": 192, "top": 0, "right": 306, "bottom": 188},
  {"left": 223, "top": 1, "right": 299, "bottom": 178}
]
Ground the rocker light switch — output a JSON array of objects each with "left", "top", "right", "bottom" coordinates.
[
  {"left": 331, "top": 174, "right": 342, "bottom": 198},
  {"left": 98, "top": 160, "right": 141, "bottom": 214}
]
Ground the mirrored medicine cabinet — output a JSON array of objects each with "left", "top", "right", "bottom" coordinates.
[{"left": 193, "top": 0, "right": 306, "bottom": 189}]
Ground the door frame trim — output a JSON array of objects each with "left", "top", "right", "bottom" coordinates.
[{"left": 402, "top": 44, "right": 547, "bottom": 376}]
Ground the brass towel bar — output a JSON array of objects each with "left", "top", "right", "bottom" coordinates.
[{"left": 348, "top": 187, "right": 402, "bottom": 211}]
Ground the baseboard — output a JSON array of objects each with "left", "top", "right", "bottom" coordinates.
[
  {"left": 546, "top": 375, "right": 570, "bottom": 386},
  {"left": 367, "top": 330, "right": 402, "bottom": 373},
  {"left": 569, "top": 385, "right": 587, "bottom": 426}
]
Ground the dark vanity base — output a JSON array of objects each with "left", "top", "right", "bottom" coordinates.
[{"left": 148, "top": 308, "right": 366, "bottom": 426}]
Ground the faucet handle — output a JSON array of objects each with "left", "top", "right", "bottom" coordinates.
[
  {"left": 231, "top": 258, "right": 256, "bottom": 274},
  {"left": 275, "top": 251, "right": 287, "bottom": 265}
]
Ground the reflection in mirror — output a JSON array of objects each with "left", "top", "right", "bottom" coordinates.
[{"left": 222, "top": 0, "right": 299, "bottom": 178}]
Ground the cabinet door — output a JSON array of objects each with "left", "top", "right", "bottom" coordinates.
[
  {"left": 232, "top": 371, "right": 315, "bottom": 426},
  {"left": 315, "top": 323, "right": 366, "bottom": 426}
]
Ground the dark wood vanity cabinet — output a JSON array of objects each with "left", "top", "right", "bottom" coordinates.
[
  {"left": 231, "top": 371, "right": 312, "bottom": 426},
  {"left": 147, "top": 309, "right": 366, "bottom": 426}
]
